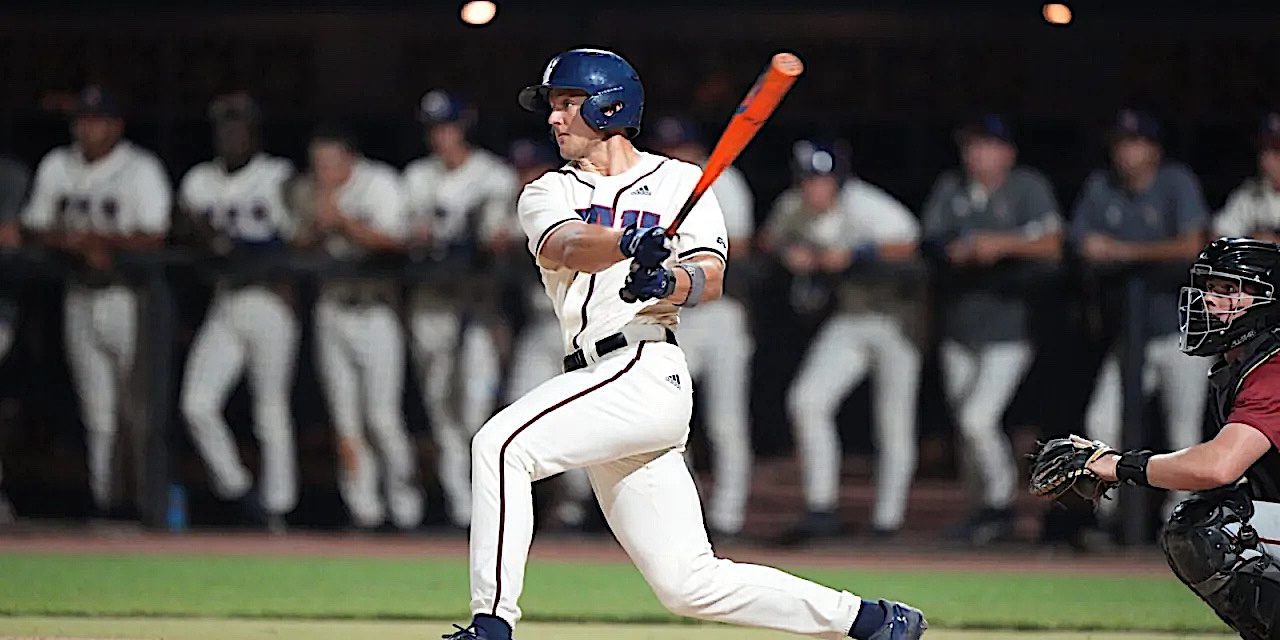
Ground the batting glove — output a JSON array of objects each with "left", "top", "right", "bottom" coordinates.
[
  {"left": 619, "top": 224, "right": 671, "bottom": 268},
  {"left": 622, "top": 262, "right": 677, "bottom": 302}
]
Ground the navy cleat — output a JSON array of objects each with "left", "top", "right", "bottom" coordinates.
[
  {"left": 441, "top": 625, "right": 481, "bottom": 639},
  {"left": 866, "top": 600, "right": 927, "bottom": 640}
]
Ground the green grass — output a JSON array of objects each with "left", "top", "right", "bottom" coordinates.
[
  {"left": 0, "top": 553, "right": 1228, "bottom": 633},
  {"left": 0, "top": 617, "right": 1234, "bottom": 640}
]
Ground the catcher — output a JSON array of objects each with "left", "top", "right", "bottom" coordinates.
[{"left": 1031, "top": 237, "right": 1280, "bottom": 640}]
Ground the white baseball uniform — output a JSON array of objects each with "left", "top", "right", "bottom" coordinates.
[
  {"left": 23, "top": 140, "right": 172, "bottom": 510},
  {"left": 178, "top": 153, "right": 299, "bottom": 515},
  {"left": 473, "top": 151, "right": 863, "bottom": 638},
  {"left": 403, "top": 148, "right": 517, "bottom": 527},
  {"left": 1213, "top": 177, "right": 1280, "bottom": 238},
  {"left": 313, "top": 158, "right": 422, "bottom": 529},
  {"left": 776, "top": 179, "right": 922, "bottom": 532}
]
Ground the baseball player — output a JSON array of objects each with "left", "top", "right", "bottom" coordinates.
[
  {"left": 769, "top": 140, "right": 922, "bottom": 543},
  {"left": 0, "top": 154, "right": 29, "bottom": 524},
  {"left": 921, "top": 115, "right": 1062, "bottom": 545},
  {"left": 1031, "top": 237, "right": 1280, "bottom": 640},
  {"left": 1213, "top": 113, "right": 1280, "bottom": 242},
  {"left": 649, "top": 115, "right": 755, "bottom": 541},
  {"left": 295, "top": 125, "right": 422, "bottom": 530},
  {"left": 1072, "top": 109, "right": 1210, "bottom": 521},
  {"left": 503, "top": 138, "right": 595, "bottom": 530},
  {"left": 23, "top": 86, "right": 172, "bottom": 513},
  {"left": 443, "top": 48, "right": 926, "bottom": 640},
  {"left": 177, "top": 93, "right": 297, "bottom": 530},
  {"left": 403, "top": 90, "right": 517, "bottom": 528}
]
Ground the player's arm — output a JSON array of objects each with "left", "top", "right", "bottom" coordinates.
[
  {"left": 336, "top": 215, "right": 403, "bottom": 252},
  {"left": 540, "top": 221, "right": 625, "bottom": 273},
  {"left": 332, "top": 172, "right": 404, "bottom": 252},
  {"left": 105, "top": 157, "right": 171, "bottom": 251},
  {"left": 663, "top": 254, "right": 724, "bottom": 305},
  {"left": 1089, "top": 423, "right": 1272, "bottom": 491}
]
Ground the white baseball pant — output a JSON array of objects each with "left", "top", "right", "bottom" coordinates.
[
  {"left": 788, "top": 313, "right": 921, "bottom": 531},
  {"left": 411, "top": 301, "right": 500, "bottom": 527},
  {"left": 64, "top": 285, "right": 137, "bottom": 510},
  {"left": 315, "top": 296, "right": 422, "bottom": 529},
  {"left": 180, "top": 287, "right": 298, "bottom": 515},
  {"left": 939, "top": 339, "right": 1033, "bottom": 511},
  {"left": 505, "top": 315, "right": 593, "bottom": 527},
  {"left": 470, "top": 339, "right": 861, "bottom": 638},
  {"left": 1085, "top": 332, "right": 1209, "bottom": 517},
  {"left": 677, "top": 297, "right": 754, "bottom": 535}
]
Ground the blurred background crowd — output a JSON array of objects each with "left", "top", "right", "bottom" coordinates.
[{"left": 0, "top": 0, "right": 1278, "bottom": 553}]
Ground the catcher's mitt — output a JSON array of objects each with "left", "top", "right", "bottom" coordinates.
[{"left": 1028, "top": 435, "right": 1119, "bottom": 505}]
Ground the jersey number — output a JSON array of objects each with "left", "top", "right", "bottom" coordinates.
[{"left": 576, "top": 205, "right": 659, "bottom": 228}]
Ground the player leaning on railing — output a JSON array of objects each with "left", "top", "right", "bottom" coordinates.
[{"left": 1032, "top": 237, "right": 1280, "bottom": 640}]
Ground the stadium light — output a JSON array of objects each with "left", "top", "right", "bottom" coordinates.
[
  {"left": 461, "top": 1, "right": 497, "bottom": 26},
  {"left": 1042, "top": 3, "right": 1072, "bottom": 26}
]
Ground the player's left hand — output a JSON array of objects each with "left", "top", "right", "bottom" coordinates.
[
  {"left": 621, "top": 262, "right": 677, "bottom": 302},
  {"left": 1028, "top": 434, "right": 1120, "bottom": 507},
  {"left": 619, "top": 224, "right": 671, "bottom": 268}
]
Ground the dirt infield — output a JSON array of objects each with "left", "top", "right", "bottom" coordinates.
[{"left": 0, "top": 527, "right": 1171, "bottom": 576}]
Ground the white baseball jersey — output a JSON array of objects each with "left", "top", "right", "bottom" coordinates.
[
  {"left": 24, "top": 140, "right": 171, "bottom": 235},
  {"left": 518, "top": 152, "right": 729, "bottom": 354},
  {"left": 180, "top": 154, "right": 295, "bottom": 246},
  {"left": 324, "top": 158, "right": 407, "bottom": 258},
  {"left": 1214, "top": 178, "right": 1280, "bottom": 238},
  {"left": 766, "top": 178, "right": 919, "bottom": 249},
  {"left": 403, "top": 149, "right": 517, "bottom": 248}
]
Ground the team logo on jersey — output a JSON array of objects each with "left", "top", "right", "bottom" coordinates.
[
  {"left": 629, "top": 185, "right": 651, "bottom": 196},
  {"left": 665, "top": 374, "right": 681, "bottom": 389}
]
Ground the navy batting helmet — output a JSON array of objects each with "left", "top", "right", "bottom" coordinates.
[{"left": 518, "top": 48, "right": 644, "bottom": 139}]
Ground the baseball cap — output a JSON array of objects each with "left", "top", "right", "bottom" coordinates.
[
  {"left": 208, "top": 92, "right": 261, "bottom": 124},
  {"left": 1110, "top": 109, "right": 1162, "bottom": 143},
  {"left": 73, "top": 85, "right": 124, "bottom": 119},
  {"left": 651, "top": 116, "right": 702, "bottom": 150},
  {"left": 1258, "top": 112, "right": 1280, "bottom": 151},
  {"left": 956, "top": 114, "right": 1015, "bottom": 145},
  {"left": 509, "top": 139, "right": 560, "bottom": 171},
  {"left": 418, "top": 90, "right": 474, "bottom": 126},
  {"left": 791, "top": 139, "right": 851, "bottom": 180}
]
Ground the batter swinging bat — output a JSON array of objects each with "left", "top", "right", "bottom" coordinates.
[{"left": 621, "top": 52, "right": 804, "bottom": 302}]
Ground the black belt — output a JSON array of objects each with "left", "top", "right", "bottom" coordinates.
[{"left": 563, "top": 328, "right": 677, "bottom": 373}]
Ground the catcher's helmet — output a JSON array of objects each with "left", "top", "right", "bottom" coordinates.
[
  {"left": 518, "top": 48, "right": 644, "bottom": 139},
  {"left": 1179, "top": 237, "right": 1280, "bottom": 356},
  {"left": 791, "top": 139, "right": 851, "bottom": 182}
]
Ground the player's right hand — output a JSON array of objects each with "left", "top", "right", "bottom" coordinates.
[{"left": 619, "top": 224, "right": 671, "bottom": 268}]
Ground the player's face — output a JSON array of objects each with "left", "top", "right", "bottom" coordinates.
[
  {"left": 1204, "top": 277, "right": 1259, "bottom": 324},
  {"left": 73, "top": 115, "right": 124, "bottom": 159},
  {"left": 799, "top": 174, "right": 839, "bottom": 212},
  {"left": 1111, "top": 137, "right": 1161, "bottom": 177},
  {"left": 214, "top": 120, "right": 256, "bottom": 166},
  {"left": 546, "top": 89, "right": 600, "bottom": 160},
  {"left": 310, "top": 141, "right": 355, "bottom": 189},
  {"left": 428, "top": 122, "right": 467, "bottom": 155},
  {"left": 1260, "top": 148, "right": 1280, "bottom": 188},
  {"left": 961, "top": 137, "right": 1015, "bottom": 180}
]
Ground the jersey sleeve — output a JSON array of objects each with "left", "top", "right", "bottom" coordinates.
[
  {"left": 518, "top": 175, "right": 580, "bottom": 260},
  {"left": 847, "top": 181, "right": 919, "bottom": 245},
  {"left": 1018, "top": 170, "right": 1063, "bottom": 237},
  {"left": 130, "top": 155, "right": 173, "bottom": 235},
  {"left": 23, "top": 151, "right": 63, "bottom": 232},
  {"left": 710, "top": 167, "right": 754, "bottom": 240},
  {"left": 1227, "top": 358, "right": 1280, "bottom": 450},
  {"left": 670, "top": 166, "right": 729, "bottom": 264},
  {"left": 1069, "top": 171, "right": 1109, "bottom": 241},
  {"left": 362, "top": 168, "right": 408, "bottom": 240},
  {"left": 1214, "top": 183, "right": 1257, "bottom": 238}
]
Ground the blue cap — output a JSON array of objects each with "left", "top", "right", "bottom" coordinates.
[
  {"left": 1111, "top": 109, "right": 1162, "bottom": 143},
  {"left": 509, "top": 139, "right": 560, "bottom": 171},
  {"left": 74, "top": 85, "right": 124, "bottom": 119},
  {"left": 651, "top": 116, "right": 702, "bottom": 149},
  {"left": 956, "top": 114, "right": 1014, "bottom": 145},
  {"left": 791, "top": 139, "right": 851, "bottom": 180},
  {"left": 1259, "top": 112, "right": 1280, "bottom": 150},
  {"left": 419, "top": 90, "right": 474, "bottom": 127}
]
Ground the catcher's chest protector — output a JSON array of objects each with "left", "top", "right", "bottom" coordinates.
[{"left": 1209, "top": 328, "right": 1280, "bottom": 502}]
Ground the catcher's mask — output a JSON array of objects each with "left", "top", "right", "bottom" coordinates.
[{"left": 1179, "top": 238, "right": 1280, "bottom": 356}]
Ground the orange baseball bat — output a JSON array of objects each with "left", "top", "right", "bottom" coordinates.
[{"left": 664, "top": 51, "right": 805, "bottom": 237}]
